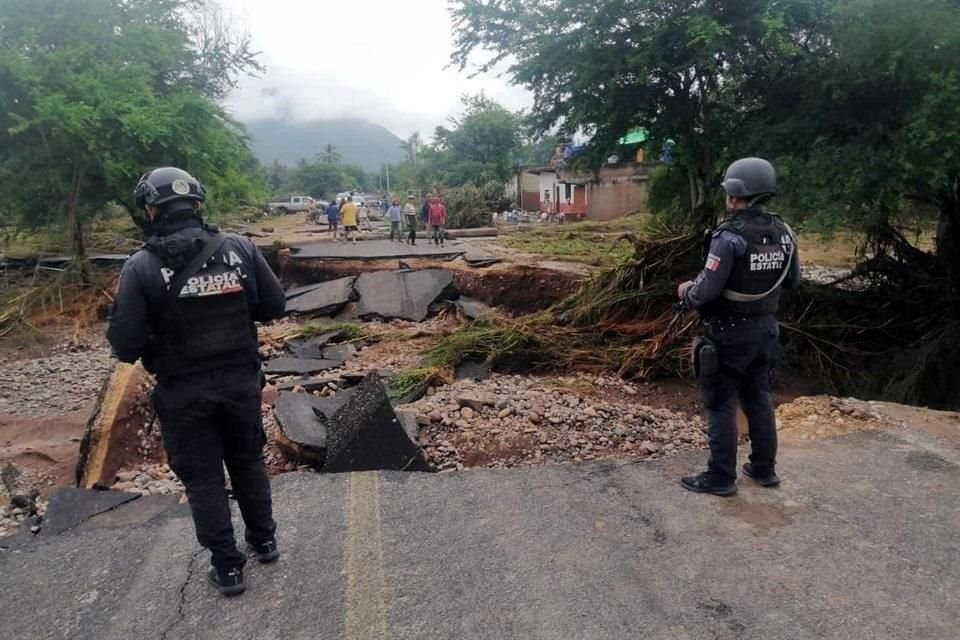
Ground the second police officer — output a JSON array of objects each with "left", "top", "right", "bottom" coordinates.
[
  {"left": 677, "top": 158, "right": 801, "bottom": 497},
  {"left": 107, "top": 167, "right": 287, "bottom": 596}
]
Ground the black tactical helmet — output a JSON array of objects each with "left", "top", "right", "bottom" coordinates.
[
  {"left": 721, "top": 158, "right": 777, "bottom": 199},
  {"left": 135, "top": 167, "right": 206, "bottom": 210}
]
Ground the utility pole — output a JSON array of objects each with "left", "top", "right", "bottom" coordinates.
[{"left": 385, "top": 164, "right": 391, "bottom": 193}]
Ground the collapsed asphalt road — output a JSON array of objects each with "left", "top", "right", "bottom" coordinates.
[{"left": 1, "top": 423, "right": 958, "bottom": 640}]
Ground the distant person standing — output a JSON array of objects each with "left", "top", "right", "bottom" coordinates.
[
  {"left": 421, "top": 193, "right": 432, "bottom": 225},
  {"left": 403, "top": 195, "right": 419, "bottom": 245},
  {"left": 428, "top": 195, "right": 447, "bottom": 247},
  {"left": 387, "top": 197, "right": 403, "bottom": 241},
  {"left": 340, "top": 197, "right": 359, "bottom": 244},
  {"left": 325, "top": 200, "right": 340, "bottom": 241}
]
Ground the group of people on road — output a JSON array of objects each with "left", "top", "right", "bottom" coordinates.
[
  {"left": 322, "top": 194, "right": 360, "bottom": 243},
  {"left": 327, "top": 193, "right": 448, "bottom": 246}
]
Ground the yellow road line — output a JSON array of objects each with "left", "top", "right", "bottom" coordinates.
[{"left": 345, "top": 471, "right": 388, "bottom": 640}]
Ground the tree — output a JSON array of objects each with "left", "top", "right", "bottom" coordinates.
[
  {"left": 0, "top": 0, "right": 265, "bottom": 277},
  {"left": 423, "top": 94, "right": 522, "bottom": 187},
  {"left": 450, "top": 0, "right": 832, "bottom": 224},
  {"left": 318, "top": 144, "right": 342, "bottom": 164}
]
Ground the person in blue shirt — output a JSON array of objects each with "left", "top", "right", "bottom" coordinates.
[
  {"left": 325, "top": 200, "right": 341, "bottom": 241},
  {"left": 387, "top": 197, "right": 403, "bottom": 241}
]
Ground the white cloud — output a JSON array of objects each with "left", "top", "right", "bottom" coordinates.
[{"left": 220, "top": 0, "right": 531, "bottom": 138}]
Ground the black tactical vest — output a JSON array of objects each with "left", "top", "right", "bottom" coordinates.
[
  {"left": 145, "top": 234, "right": 257, "bottom": 377},
  {"left": 701, "top": 209, "right": 794, "bottom": 317}
]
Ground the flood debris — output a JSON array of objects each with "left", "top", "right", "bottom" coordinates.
[
  {"left": 284, "top": 331, "right": 345, "bottom": 359},
  {"left": 263, "top": 357, "right": 342, "bottom": 376},
  {"left": 354, "top": 269, "right": 455, "bottom": 321},
  {"left": 284, "top": 276, "right": 356, "bottom": 315},
  {"left": 272, "top": 375, "right": 430, "bottom": 472},
  {"left": 324, "top": 373, "right": 431, "bottom": 473},
  {"left": 454, "top": 296, "right": 493, "bottom": 320},
  {"left": 76, "top": 362, "right": 155, "bottom": 489}
]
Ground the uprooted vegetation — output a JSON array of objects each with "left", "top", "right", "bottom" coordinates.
[{"left": 400, "top": 222, "right": 960, "bottom": 410}]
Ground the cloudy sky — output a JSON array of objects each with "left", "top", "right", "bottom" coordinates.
[{"left": 221, "top": 0, "right": 531, "bottom": 138}]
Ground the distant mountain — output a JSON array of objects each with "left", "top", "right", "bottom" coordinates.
[{"left": 244, "top": 118, "right": 406, "bottom": 172}]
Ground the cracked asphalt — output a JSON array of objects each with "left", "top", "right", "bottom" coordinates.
[{"left": 1, "top": 426, "right": 958, "bottom": 640}]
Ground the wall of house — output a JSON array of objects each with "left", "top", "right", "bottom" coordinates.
[{"left": 586, "top": 179, "right": 648, "bottom": 220}]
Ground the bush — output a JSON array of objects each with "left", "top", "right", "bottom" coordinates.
[{"left": 443, "top": 183, "right": 492, "bottom": 229}]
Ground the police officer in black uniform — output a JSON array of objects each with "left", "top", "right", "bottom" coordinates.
[
  {"left": 677, "top": 158, "right": 801, "bottom": 496},
  {"left": 107, "top": 167, "right": 287, "bottom": 596}
]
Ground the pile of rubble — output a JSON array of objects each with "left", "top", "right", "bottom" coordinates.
[
  {"left": 0, "top": 496, "right": 46, "bottom": 539},
  {"left": 403, "top": 374, "right": 707, "bottom": 470},
  {"left": 111, "top": 464, "right": 184, "bottom": 497},
  {"left": 776, "top": 395, "right": 888, "bottom": 440}
]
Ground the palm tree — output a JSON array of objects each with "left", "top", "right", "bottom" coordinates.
[{"left": 318, "top": 143, "right": 341, "bottom": 164}]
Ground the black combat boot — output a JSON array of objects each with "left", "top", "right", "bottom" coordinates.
[
  {"left": 207, "top": 566, "right": 246, "bottom": 597},
  {"left": 680, "top": 472, "right": 737, "bottom": 497},
  {"left": 743, "top": 463, "right": 781, "bottom": 487}
]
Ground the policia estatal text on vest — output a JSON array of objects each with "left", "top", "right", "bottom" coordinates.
[
  {"left": 676, "top": 157, "right": 801, "bottom": 497},
  {"left": 107, "top": 167, "right": 287, "bottom": 596}
]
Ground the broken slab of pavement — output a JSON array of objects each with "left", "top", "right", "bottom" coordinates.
[
  {"left": 283, "top": 331, "right": 345, "bottom": 359},
  {"left": 354, "top": 269, "right": 455, "bottom": 322},
  {"left": 272, "top": 391, "right": 353, "bottom": 466},
  {"left": 284, "top": 276, "right": 356, "bottom": 315},
  {"left": 263, "top": 357, "right": 343, "bottom": 376},
  {"left": 76, "top": 362, "right": 154, "bottom": 489},
  {"left": 454, "top": 296, "right": 493, "bottom": 320},
  {"left": 2, "top": 426, "right": 958, "bottom": 640},
  {"left": 323, "top": 373, "right": 431, "bottom": 473},
  {"left": 273, "top": 375, "right": 429, "bottom": 472},
  {"left": 39, "top": 487, "right": 140, "bottom": 537}
]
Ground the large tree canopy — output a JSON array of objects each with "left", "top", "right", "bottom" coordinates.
[
  {"left": 451, "top": 0, "right": 832, "bottom": 221},
  {"left": 422, "top": 94, "right": 523, "bottom": 188},
  {"left": 0, "top": 0, "right": 265, "bottom": 268}
]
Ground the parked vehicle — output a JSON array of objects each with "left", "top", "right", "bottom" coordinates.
[{"left": 267, "top": 195, "right": 315, "bottom": 215}]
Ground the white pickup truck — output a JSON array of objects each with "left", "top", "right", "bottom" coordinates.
[{"left": 267, "top": 196, "right": 315, "bottom": 214}]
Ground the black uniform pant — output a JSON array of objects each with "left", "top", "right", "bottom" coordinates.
[
  {"left": 699, "top": 315, "right": 780, "bottom": 482},
  {"left": 154, "top": 365, "right": 276, "bottom": 570}
]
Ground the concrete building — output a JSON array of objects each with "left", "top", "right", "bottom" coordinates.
[{"left": 506, "top": 162, "right": 655, "bottom": 220}]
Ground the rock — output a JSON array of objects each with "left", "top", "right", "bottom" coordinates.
[
  {"left": 285, "top": 277, "right": 357, "bottom": 315},
  {"left": 454, "top": 296, "right": 493, "bottom": 320},
  {"left": 323, "top": 373, "right": 431, "bottom": 473},
  {"left": 455, "top": 359, "right": 492, "bottom": 382},
  {"left": 457, "top": 394, "right": 496, "bottom": 412},
  {"left": 323, "top": 343, "right": 358, "bottom": 363},
  {"left": 262, "top": 383, "right": 279, "bottom": 405},
  {"left": 113, "top": 481, "right": 135, "bottom": 491},
  {"left": 416, "top": 414, "right": 432, "bottom": 427},
  {"left": 264, "top": 357, "right": 342, "bottom": 376},
  {"left": 354, "top": 269, "right": 454, "bottom": 321},
  {"left": 115, "top": 470, "right": 138, "bottom": 483},
  {"left": 640, "top": 440, "right": 659, "bottom": 454},
  {"left": 461, "top": 407, "right": 476, "bottom": 420},
  {"left": 584, "top": 406, "right": 599, "bottom": 418},
  {"left": 498, "top": 407, "right": 512, "bottom": 419}
]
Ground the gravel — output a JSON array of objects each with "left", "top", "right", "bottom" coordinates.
[
  {"left": 403, "top": 373, "right": 707, "bottom": 471},
  {"left": 0, "top": 341, "right": 114, "bottom": 417}
]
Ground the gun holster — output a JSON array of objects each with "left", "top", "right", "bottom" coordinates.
[{"left": 692, "top": 336, "right": 719, "bottom": 379}]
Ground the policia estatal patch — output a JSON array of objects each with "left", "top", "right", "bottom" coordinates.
[
  {"left": 749, "top": 249, "right": 786, "bottom": 272},
  {"left": 178, "top": 268, "right": 244, "bottom": 298}
]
